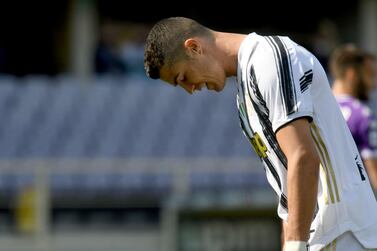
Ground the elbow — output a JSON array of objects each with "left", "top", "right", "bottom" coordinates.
[
  {"left": 302, "top": 150, "right": 320, "bottom": 168},
  {"left": 288, "top": 149, "right": 320, "bottom": 175}
]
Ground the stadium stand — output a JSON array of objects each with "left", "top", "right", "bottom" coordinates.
[
  {"left": 0, "top": 75, "right": 253, "bottom": 158},
  {"left": 0, "top": 75, "right": 264, "bottom": 199}
]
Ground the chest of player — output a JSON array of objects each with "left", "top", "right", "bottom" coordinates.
[{"left": 237, "top": 92, "right": 269, "bottom": 159}]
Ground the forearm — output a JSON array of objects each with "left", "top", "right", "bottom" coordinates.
[
  {"left": 275, "top": 118, "right": 321, "bottom": 247},
  {"left": 364, "top": 158, "right": 377, "bottom": 191},
  {"left": 281, "top": 221, "right": 287, "bottom": 250},
  {"left": 286, "top": 158, "right": 319, "bottom": 241}
]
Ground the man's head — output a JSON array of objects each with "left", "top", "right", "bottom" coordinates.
[
  {"left": 330, "top": 45, "right": 376, "bottom": 101},
  {"left": 144, "top": 17, "right": 227, "bottom": 94}
]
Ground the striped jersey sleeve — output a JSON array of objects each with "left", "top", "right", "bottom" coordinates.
[{"left": 250, "top": 36, "right": 315, "bottom": 133}]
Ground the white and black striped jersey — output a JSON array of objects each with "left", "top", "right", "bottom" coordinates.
[{"left": 237, "top": 33, "right": 377, "bottom": 250}]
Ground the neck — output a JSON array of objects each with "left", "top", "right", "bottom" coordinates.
[
  {"left": 212, "top": 31, "right": 247, "bottom": 77},
  {"left": 332, "top": 79, "right": 356, "bottom": 97}
]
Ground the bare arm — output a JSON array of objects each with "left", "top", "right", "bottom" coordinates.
[
  {"left": 363, "top": 158, "right": 377, "bottom": 191},
  {"left": 276, "top": 118, "right": 320, "bottom": 242},
  {"left": 281, "top": 221, "right": 288, "bottom": 250}
]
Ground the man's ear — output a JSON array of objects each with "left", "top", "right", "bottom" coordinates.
[{"left": 184, "top": 38, "right": 202, "bottom": 56}]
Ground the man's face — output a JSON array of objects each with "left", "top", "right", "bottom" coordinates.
[{"left": 159, "top": 46, "right": 227, "bottom": 94}]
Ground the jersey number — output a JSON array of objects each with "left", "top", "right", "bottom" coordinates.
[{"left": 251, "top": 133, "right": 267, "bottom": 158}]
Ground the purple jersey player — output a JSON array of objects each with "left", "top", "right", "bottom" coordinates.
[
  {"left": 337, "top": 95, "right": 377, "bottom": 159},
  {"left": 331, "top": 45, "right": 377, "bottom": 191}
]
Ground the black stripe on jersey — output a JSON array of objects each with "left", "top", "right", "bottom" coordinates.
[
  {"left": 280, "top": 194, "right": 288, "bottom": 210},
  {"left": 245, "top": 63, "right": 288, "bottom": 211},
  {"left": 239, "top": 102, "right": 283, "bottom": 189},
  {"left": 272, "top": 36, "right": 297, "bottom": 115},
  {"left": 299, "top": 69, "right": 313, "bottom": 81},
  {"left": 264, "top": 157, "right": 282, "bottom": 189},
  {"left": 240, "top": 110, "right": 288, "bottom": 211},
  {"left": 239, "top": 111, "right": 283, "bottom": 191},
  {"left": 299, "top": 70, "right": 313, "bottom": 93},
  {"left": 241, "top": 116, "right": 288, "bottom": 211},
  {"left": 238, "top": 51, "right": 288, "bottom": 211},
  {"left": 266, "top": 36, "right": 297, "bottom": 115},
  {"left": 248, "top": 66, "right": 288, "bottom": 168},
  {"left": 265, "top": 37, "right": 286, "bottom": 115},
  {"left": 238, "top": 79, "right": 286, "bottom": 210}
]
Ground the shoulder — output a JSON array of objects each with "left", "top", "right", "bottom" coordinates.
[
  {"left": 240, "top": 34, "right": 314, "bottom": 89},
  {"left": 250, "top": 35, "right": 311, "bottom": 74},
  {"left": 239, "top": 33, "right": 303, "bottom": 65}
]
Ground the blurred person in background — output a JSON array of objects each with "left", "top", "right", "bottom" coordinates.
[
  {"left": 120, "top": 23, "right": 149, "bottom": 75},
  {"left": 330, "top": 45, "right": 377, "bottom": 193},
  {"left": 312, "top": 19, "right": 339, "bottom": 72},
  {"left": 95, "top": 21, "right": 127, "bottom": 75},
  {"left": 144, "top": 17, "right": 377, "bottom": 251}
]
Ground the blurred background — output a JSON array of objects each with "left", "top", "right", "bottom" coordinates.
[{"left": 0, "top": 0, "right": 375, "bottom": 250}]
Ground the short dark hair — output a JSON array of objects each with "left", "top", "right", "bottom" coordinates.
[
  {"left": 144, "top": 17, "right": 212, "bottom": 79},
  {"left": 329, "top": 45, "right": 366, "bottom": 80},
  {"left": 330, "top": 45, "right": 376, "bottom": 100}
]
